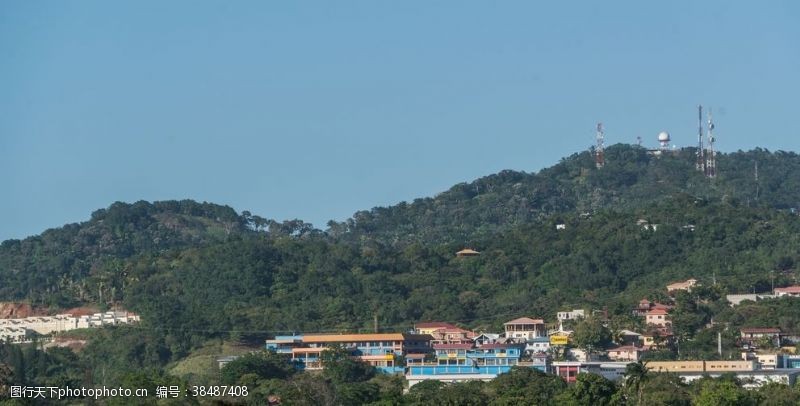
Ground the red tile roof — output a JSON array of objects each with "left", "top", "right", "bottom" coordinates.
[
  {"left": 416, "top": 322, "right": 459, "bottom": 329},
  {"left": 433, "top": 343, "right": 474, "bottom": 350},
  {"left": 741, "top": 328, "right": 781, "bottom": 334},
  {"left": 774, "top": 286, "right": 800, "bottom": 294},
  {"left": 477, "top": 343, "right": 522, "bottom": 350}
]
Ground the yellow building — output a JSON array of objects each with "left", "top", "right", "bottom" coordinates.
[{"left": 646, "top": 360, "right": 756, "bottom": 373}]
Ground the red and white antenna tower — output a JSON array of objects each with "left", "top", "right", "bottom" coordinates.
[
  {"left": 705, "top": 109, "right": 716, "bottom": 178},
  {"left": 696, "top": 105, "right": 705, "bottom": 172},
  {"left": 595, "top": 122, "right": 605, "bottom": 168}
]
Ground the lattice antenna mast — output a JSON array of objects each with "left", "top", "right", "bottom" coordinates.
[
  {"left": 696, "top": 105, "right": 705, "bottom": 172},
  {"left": 705, "top": 109, "right": 716, "bottom": 178},
  {"left": 595, "top": 122, "right": 605, "bottom": 168},
  {"left": 754, "top": 160, "right": 759, "bottom": 201}
]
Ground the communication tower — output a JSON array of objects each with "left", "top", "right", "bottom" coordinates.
[
  {"left": 705, "top": 109, "right": 717, "bottom": 178},
  {"left": 595, "top": 122, "right": 605, "bottom": 168},
  {"left": 696, "top": 105, "right": 705, "bottom": 172}
]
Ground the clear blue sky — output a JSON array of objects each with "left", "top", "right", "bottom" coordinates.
[{"left": 2, "top": 1, "right": 799, "bottom": 241}]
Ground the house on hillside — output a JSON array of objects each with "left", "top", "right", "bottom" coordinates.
[
  {"left": 645, "top": 308, "right": 671, "bottom": 328},
  {"left": 504, "top": 317, "right": 547, "bottom": 340},
  {"left": 774, "top": 286, "right": 800, "bottom": 297},
  {"left": 472, "top": 333, "right": 500, "bottom": 346},
  {"left": 455, "top": 249, "right": 480, "bottom": 257},
  {"left": 633, "top": 299, "right": 672, "bottom": 317},
  {"left": 606, "top": 345, "right": 647, "bottom": 362},
  {"left": 666, "top": 279, "right": 699, "bottom": 293},
  {"left": 740, "top": 328, "right": 782, "bottom": 348}
]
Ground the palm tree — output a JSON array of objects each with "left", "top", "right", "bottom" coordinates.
[{"left": 623, "top": 361, "right": 649, "bottom": 405}]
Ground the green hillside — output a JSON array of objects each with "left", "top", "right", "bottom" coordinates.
[
  {"left": 333, "top": 145, "right": 800, "bottom": 244},
  {"left": 1, "top": 145, "right": 800, "bottom": 400}
]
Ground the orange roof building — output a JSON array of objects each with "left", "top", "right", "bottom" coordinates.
[{"left": 456, "top": 248, "right": 480, "bottom": 257}]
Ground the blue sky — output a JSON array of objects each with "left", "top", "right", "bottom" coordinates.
[{"left": 2, "top": 1, "right": 799, "bottom": 241}]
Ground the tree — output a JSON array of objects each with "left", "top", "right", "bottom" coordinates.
[
  {"left": 220, "top": 351, "right": 295, "bottom": 385},
  {"left": 320, "top": 346, "right": 375, "bottom": 384},
  {"left": 622, "top": 361, "right": 649, "bottom": 403},
  {"left": 756, "top": 382, "right": 800, "bottom": 405},
  {"left": 572, "top": 317, "right": 612, "bottom": 355},
  {"left": 637, "top": 373, "right": 691, "bottom": 406},
  {"left": 560, "top": 373, "right": 617, "bottom": 406},
  {"left": 487, "top": 367, "right": 567, "bottom": 405},
  {"left": 693, "top": 378, "right": 757, "bottom": 406}
]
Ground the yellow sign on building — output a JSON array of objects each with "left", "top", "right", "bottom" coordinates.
[{"left": 550, "top": 335, "right": 569, "bottom": 345}]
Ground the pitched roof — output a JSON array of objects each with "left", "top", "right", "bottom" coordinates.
[
  {"left": 504, "top": 317, "right": 545, "bottom": 325},
  {"left": 416, "top": 322, "right": 459, "bottom": 329},
  {"left": 608, "top": 345, "right": 646, "bottom": 352},
  {"left": 774, "top": 286, "right": 800, "bottom": 294},
  {"left": 402, "top": 334, "right": 435, "bottom": 341},
  {"left": 433, "top": 343, "right": 474, "bottom": 350},
  {"left": 477, "top": 343, "right": 523, "bottom": 350},
  {"left": 741, "top": 328, "right": 781, "bottom": 334},
  {"left": 646, "top": 308, "right": 669, "bottom": 315},
  {"left": 301, "top": 333, "right": 405, "bottom": 343},
  {"left": 456, "top": 248, "right": 480, "bottom": 256}
]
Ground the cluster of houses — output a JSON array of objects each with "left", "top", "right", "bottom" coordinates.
[
  {"left": 0, "top": 311, "right": 140, "bottom": 343},
  {"left": 257, "top": 279, "right": 800, "bottom": 388}
]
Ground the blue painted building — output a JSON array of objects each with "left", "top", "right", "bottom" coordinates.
[
  {"left": 266, "top": 333, "right": 433, "bottom": 374},
  {"left": 406, "top": 342, "right": 548, "bottom": 387}
]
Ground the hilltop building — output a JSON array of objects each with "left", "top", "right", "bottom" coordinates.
[
  {"left": 455, "top": 249, "right": 480, "bottom": 257},
  {"left": 666, "top": 278, "right": 699, "bottom": 293}
]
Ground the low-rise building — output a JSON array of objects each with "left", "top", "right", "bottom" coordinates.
[
  {"left": 666, "top": 279, "right": 699, "bottom": 293},
  {"left": 525, "top": 337, "right": 550, "bottom": 354},
  {"left": 646, "top": 360, "right": 756, "bottom": 373},
  {"left": 616, "top": 330, "right": 643, "bottom": 347},
  {"left": 606, "top": 346, "right": 647, "bottom": 362},
  {"left": 665, "top": 370, "right": 800, "bottom": 389},
  {"left": 0, "top": 311, "right": 139, "bottom": 336},
  {"left": 455, "top": 249, "right": 480, "bottom": 257},
  {"left": 740, "top": 328, "right": 782, "bottom": 348},
  {"left": 774, "top": 286, "right": 800, "bottom": 297},
  {"left": 472, "top": 333, "right": 500, "bottom": 346},
  {"left": 741, "top": 352, "right": 781, "bottom": 369},
  {"left": 0, "top": 327, "right": 28, "bottom": 343},
  {"left": 633, "top": 299, "right": 672, "bottom": 317},
  {"left": 550, "top": 361, "right": 630, "bottom": 383},
  {"left": 726, "top": 294, "right": 777, "bottom": 306},
  {"left": 266, "top": 333, "right": 433, "bottom": 373},
  {"left": 405, "top": 342, "right": 543, "bottom": 387},
  {"left": 504, "top": 317, "right": 546, "bottom": 340},
  {"left": 557, "top": 310, "right": 585, "bottom": 322},
  {"left": 645, "top": 308, "right": 670, "bottom": 328}
]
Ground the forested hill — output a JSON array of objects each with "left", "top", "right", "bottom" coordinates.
[
  {"left": 1, "top": 146, "right": 800, "bottom": 388},
  {"left": 332, "top": 145, "right": 800, "bottom": 244},
  {"left": 0, "top": 200, "right": 250, "bottom": 305}
]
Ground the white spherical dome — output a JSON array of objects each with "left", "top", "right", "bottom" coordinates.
[{"left": 658, "top": 131, "right": 671, "bottom": 142}]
